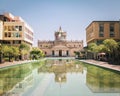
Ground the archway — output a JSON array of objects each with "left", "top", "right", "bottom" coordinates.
[{"left": 59, "top": 50, "right": 62, "bottom": 56}]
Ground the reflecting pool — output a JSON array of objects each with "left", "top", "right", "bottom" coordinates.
[{"left": 0, "top": 58, "right": 120, "bottom": 96}]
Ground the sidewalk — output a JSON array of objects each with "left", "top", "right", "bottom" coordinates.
[
  {"left": 0, "top": 60, "right": 37, "bottom": 69},
  {"left": 80, "top": 59, "right": 120, "bottom": 72}
]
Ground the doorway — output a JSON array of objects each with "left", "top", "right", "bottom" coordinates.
[{"left": 59, "top": 50, "right": 62, "bottom": 57}]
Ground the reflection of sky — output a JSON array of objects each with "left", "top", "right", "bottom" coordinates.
[
  {"left": 0, "top": 59, "right": 120, "bottom": 96},
  {"left": 44, "top": 72, "right": 119, "bottom": 96}
]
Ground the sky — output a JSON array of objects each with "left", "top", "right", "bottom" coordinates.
[{"left": 0, "top": 0, "right": 120, "bottom": 46}]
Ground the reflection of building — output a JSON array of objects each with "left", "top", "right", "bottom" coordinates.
[
  {"left": 38, "top": 27, "right": 83, "bottom": 57},
  {"left": 38, "top": 59, "right": 83, "bottom": 83},
  {"left": 86, "top": 21, "right": 120, "bottom": 45},
  {"left": 6, "top": 74, "right": 34, "bottom": 96},
  {"left": 0, "top": 12, "right": 33, "bottom": 46},
  {"left": 0, "top": 63, "right": 33, "bottom": 96},
  {"left": 86, "top": 66, "right": 120, "bottom": 93},
  {"left": 53, "top": 60, "right": 67, "bottom": 83}
]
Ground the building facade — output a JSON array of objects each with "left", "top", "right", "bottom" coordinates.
[
  {"left": 0, "top": 13, "right": 33, "bottom": 46},
  {"left": 38, "top": 27, "right": 83, "bottom": 57},
  {"left": 86, "top": 21, "right": 120, "bottom": 45}
]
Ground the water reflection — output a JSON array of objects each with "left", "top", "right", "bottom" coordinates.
[
  {"left": 0, "top": 63, "right": 34, "bottom": 96},
  {"left": 0, "top": 59, "right": 120, "bottom": 96},
  {"left": 86, "top": 65, "right": 120, "bottom": 93},
  {"left": 38, "top": 59, "right": 83, "bottom": 83}
]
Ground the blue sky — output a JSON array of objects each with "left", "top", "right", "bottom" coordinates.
[{"left": 0, "top": 0, "right": 120, "bottom": 46}]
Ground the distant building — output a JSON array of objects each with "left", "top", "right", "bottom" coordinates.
[
  {"left": 38, "top": 27, "right": 83, "bottom": 57},
  {"left": 86, "top": 21, "right": 120, "bottom": 45},
  {"left": 0, "top": 13, "right": 33, "bottom": 46}
]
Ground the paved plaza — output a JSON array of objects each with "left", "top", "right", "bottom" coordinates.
[{"left": 81, "top": 59, "right": 120, "bottom": 71}]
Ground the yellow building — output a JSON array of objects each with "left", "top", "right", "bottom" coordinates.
[
  {"left": 38, "top": 27, "right": 83, "bottom": 57},
  {"left": 86, "top": 21, "right": 120, "bottom": 45},
  {"left": 0, "top": 13, "right": 33, "bottom": 46}
]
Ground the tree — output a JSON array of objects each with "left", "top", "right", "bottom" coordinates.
[
  {"left": 103, "top": 39, "right": 118, "bottom": 64},
  {"left": 103, "top": 39, "right": 118, "bottom": 53},
  {"left": 30, "top": 47, "right": 44, "bottom": 60},
  {"left": 87, "top": 43, "right": 99, "bottom": 59},
  {"left": 2, "top": 45, "right": 13, "bottom": 62},
  {"left": 87, "top": 39, "right": 120, "bottom": 64},
  {"left": 11, "top": 46, "right": 19, "bottom": 60},
  {"left": 97, "top": 44, "right": 107, "bottom": 53},
  {"left": 116, "top": 42, "right": 120, "bottom": 64},
  {"left": 88, "top": 43, "right": 98, "bottom": 52},
  {"left": 19, "top": 42, "right": 30, "bottom": 60}
]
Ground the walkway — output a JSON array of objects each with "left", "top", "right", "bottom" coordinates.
[
  {"left": 0, "top": 60, "right": 38, "bottom": 69},
  {"left": 80, "top": 59, "right": 120, "bottom": 72}
]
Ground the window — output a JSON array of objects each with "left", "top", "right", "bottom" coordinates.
[
  {"left": 8, "top": 32, "right": 11, "bottom": 37},
  {"left": 97, "top": 40, "right": 103, "bottom": 45},
  {"left": 8, "top": 26, "right": 12, "bottom": 31},
  {"left": 15, "top": 26, "right": 19, "bottom": 31},
  {"left": 99, "top": 24, "right": 104, "bottom": 37},
  {"left": 4, "top": 26, "right": 8, "bottom": 31},
  {"left": 99, "top": 24, "right": 104, "bottom": 32},
  {"left": 19, "top": 26, "right": 22, "bottom": 31},
  {"left": 45, "top": 52, "right": 47, "bottom": 55},
  {"left": 4, "top": 32, "right": 7, "bottom": 37},
  {"left": 13, "top": 40, "right": 21, "bottom": 44},
  {"left": 14, "top": 32, "right": 20, "bottom": 37},
  {"left": 109, "top": 23, "right": 115, "bottom": 37},
  {"left": 12, "top": 26, "right": 14, "bottom": 31}
]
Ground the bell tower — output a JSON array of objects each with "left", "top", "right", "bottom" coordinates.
[{"left": 55, "top": 26, "right": 66, "bottom": 41}]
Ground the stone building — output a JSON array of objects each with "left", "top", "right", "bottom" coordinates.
[
  {"left": 86, "top": 21, "right": 120, "bottom": 45},
  {"left": 38, "top": 27, "right": 83, "bottom": 57}
]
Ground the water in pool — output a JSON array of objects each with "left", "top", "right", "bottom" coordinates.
[{"left": 0, "top": 58, "right": 120, "bottom": 96}]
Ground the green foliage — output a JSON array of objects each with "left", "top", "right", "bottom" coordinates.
[
  {"left": 19, "top": 42, "right": 30, "bottom": 60},
  {"left": 30, "top": 47, "right": 45, "bottom": 60},
  {"left": 88, "top": 43, "right": 99, "bottom": 52},
  {"left": 1, "top": 45, "right": 20, "bottom": 62},
  {"left": 74, "top": 51, "right": 80, "bottom": 55},
  {"left": 11, "top": 46, "right": 19, "bottom": 56},
  {"left": 103, "top": 39, "right": 118, "bottom": 53},
  {"left": 19, "top": 42, "right": 30, "bottom": 51},
  {"left": 87, "top": 39, "right": 120, "bottom": 65},
  {"left": 2, "top": 45, "right": 13, "bottom": 55},
  {"left": 97, "top": 44, "right": 107, "bottom": 52}
]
